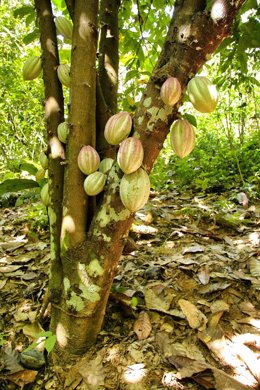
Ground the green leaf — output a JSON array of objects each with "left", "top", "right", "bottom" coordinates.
[
  {"left": 44, "top": 335, "right": 57, "bottom": 354},
  {"left": 0, "top": 179, "right": 39, "bottom": 196},
  {"left": 183, "top": 114, "right": 197, "bottom": 127},
  {"left": 23, "top": 30, "right": 39, "bottom": 44},
  {"left": 51, "top": 0, "right": 67, "bottom": 10},
  {"left": 19, "top": 162, "right": 38, "bottom": 175},
  {"left": 13, "top": 6, "right": 35, "bottom": 19}
]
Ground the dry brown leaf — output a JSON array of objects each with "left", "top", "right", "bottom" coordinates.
[
  {"left": 178, "top": 299, "right": 207, "bottom": 330},
  {"left": 134, "top": 311, "right": 152, "bottom": 340},
  {"left": 212, "top": 367, "right": 255, "bottom": 390},
  {"left": 6, "top": 369, "right": 38, "bottom": 387}
]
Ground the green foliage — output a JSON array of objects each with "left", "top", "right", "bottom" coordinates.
[{"left": 25, "top": 331, "right": 57, "bottom": 354}]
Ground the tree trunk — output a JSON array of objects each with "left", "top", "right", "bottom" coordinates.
[{"left": 36, "top": 0, "right": 245, "bottom": 363}]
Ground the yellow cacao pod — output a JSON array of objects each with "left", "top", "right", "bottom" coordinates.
[
  {"left": 40, "top": 183, "right": 49, "bottom": 206},
  {"left": 78, "top": 145, "right": 100, "bottom": 175},
  {"left": 39, "top": 152, "right": 48, "bottom": 169},
  {"left": 120, "top": 168, "right": 150, "bottom": 213},
  {"left": 187, "top": 76, "right": 218, "bottom": 113},
  {"left": 104, "top": 112, "right": 132, "bottom": 145},
  {"left": 160, "top": 77, "right": 182, "bottom": 106},
  {"left": 57, "top": 122, "right": 69, "bottom": 144},
  {"left": 55, "top": 16, "right": 73, "bottom": 40},
  {"left": 23, "top": 56, "right": 42, "bottom": 80},
  {"left": 35, "top": 168, "right": 46, "bottom": 181},
  {"left": 84, "top": 172, "right": 107, "bottom": 196},
  {"left": 57, "top": 64, "right": 70, "bottom": 88},
  {"left": 170, "top": 119, "right": 196, "bottom": 158},
  {"left": 99, "top": 158, "right": 114, "bottom": 174},
  {"left": 117, "top": 137, "right": 144, "bottom": 174}
]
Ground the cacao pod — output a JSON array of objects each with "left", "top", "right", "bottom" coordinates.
[
  {"left": 55, "top": 16, "right": 73, "bottom": 40},
  {"left": 99, "top": 158, "right": 114, "bottom": 174},
  {"left": 39, "top": 152, "right": 48, "bottom": 169},
  {"left": 187, "top": 76, "right": 218, "bottom": 113},
  {"left": 57, "top": 64, "right": 70, "bottom": 88},
  {"left": 50, "top": 136, "right": 65, "bottom": 159},
  {"left": 41, "top": 183, "right": 49, "bottom": 206},
  {"left": 120, "top": 168, "right": 150, "bottom": 212},
  {"left": 84, "top": 172, "right": 107, "bottom": 196},
  {"left": 35, "top": 168, "right": 46, "bottom": 181},
  {"left": 23, "top": 56, "right": 42, "bottom": 80},
  {"left": 104, "top": 112, "right": 132, "bottom": 145},
  {"left": 78, "top": 145, "right": 100, "bottom": 175},
  {"left": 160, "top": 77, "right": 182, "bottom": 106},
  {"left": 117, "top": 137, "right": 144, "bottom": 174},
  {"left": 57, "top": 122, "right": 69, "bottom": 144},
  {"left": 170, "top": 119, "right": 195, "bottom": 158}
]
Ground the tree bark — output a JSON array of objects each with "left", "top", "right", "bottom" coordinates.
[{"left": 50, "top": 0, "right": 246, "bottom": 362}]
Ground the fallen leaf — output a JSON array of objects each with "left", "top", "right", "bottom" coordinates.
[
  {"left": 178, "top": 299, "right": 207, "bottom": 330},
  {"left": 134, "top": 311, "right": 152, "bottom": 340}
]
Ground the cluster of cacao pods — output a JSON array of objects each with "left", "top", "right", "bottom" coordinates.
[{"left": 160, "top": 75, "right": 218, "bottom": 159}]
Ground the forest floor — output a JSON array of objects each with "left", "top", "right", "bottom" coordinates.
[{"left": 0, "top": 188, "right": 260, "bottom": 390}]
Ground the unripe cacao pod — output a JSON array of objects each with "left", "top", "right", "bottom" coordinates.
[
  {"left": 117, "top": 137, "right": 144, "bottom": 174},
  {"left": 35, "top": 168, "right": 46, "bottom": 181},
  {"left": 41, "top": 183, "right": 49, "bottom": 206},
  {"left": 23, "top": 56, "right": 42, "bottom": 80},
  {"left": 57, "top": 64, "right": 70, "bottom": 88},
  {"left": 55, "top": 16, "right": 73, "bottom": 40},
  {"left": 78, "top": 145, "right": 100, "bottom": 175},
  {"left": 104, "top": 112, "right": 132, "bottom": 145},
  {"left": 160, "top": 77, "right": 182, "bottom": 106},
  {"left": 120, "top": 168, "right": 150, "bottom": 212},
  {"left": 50, "top": 136, "right": 65, "bottom": 159},
  {"left": 170, "top": 119, "right": 196, "bottom": 158},
  {"left": 187, "top": 76, "right": 218, "bottom": 113},
  {"left": 57, "top": 122, "right": 69, "bottom": 144},
  {"left": 99, "top": 158, "right": 114, "bottom": 174},
  {"left": 39, "top": 152, "right": 48, "bottom": 169},
  {"left": 84, "top": 172, "right": 107, "bottom": 196}
]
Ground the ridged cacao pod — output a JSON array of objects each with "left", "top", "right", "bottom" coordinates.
[
  {"left": 55, "top": 16, "right": 73, "bottom": 40},
  {"left": 39, "top": 152, "right": 48, "bottom": 169},
  {"left": 170, "top": 119, "right": 196, "bottom": 158},
  {"left": 50, "top": 136, "right": 65, "bottom": 159},
  {"left": 40, "top": 183, "right": 49, "bottom": 206},
  {"left": 104, "top": 112, "right": 132, "bottom": 145},
  {"left": 99, "top": 158, "right": 114, "bottom": 174},
  {"left": 57, "top": 64, "right": 70, "bottom": 88},
  {"left": 117, "top": 137, "right": 144, "bottom": 174},
  {"left": 57, "top": 122, "right": 69, "bottom": 144},
  {"left": 187, "top": 76, "right": 218, "bottom": 113},
  {"left": 78, "top": 145, "right": 100, "bottom": 175},
  {"left": 35, "top": 168, "right": 46, "bottom": 181},
  {"left": 84, "top": 172, "right": 107, "bottom": 196},
  {"left": 120, "top": 168, "right": 150, "bottom": 213},
  {"left": 160, "top": 77, "right": 182, "bottom": 106},
  {"left": 23, "top": 56, "right": 42, "bottom": 80}
]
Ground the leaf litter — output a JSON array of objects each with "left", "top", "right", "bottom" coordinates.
[{"left": 0, "top": 190, "right": 260, "bottom": 389}]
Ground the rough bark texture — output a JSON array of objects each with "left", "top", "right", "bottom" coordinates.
[
  {"left": 34, "top": 0, "right": 64, "bottom": 302},
  {"left": 49, "top": 0, "right": 246, "bottom": 362}
]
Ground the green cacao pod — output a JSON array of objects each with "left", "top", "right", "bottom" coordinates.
[
  {"left": 187, "top": 76, "right": 218, "bottom": 113},
  {"left": 40, "top": 183, "right": 49, "bottom": 206},
  {"left": 99, "top": 158, "right": 114, "bottom": 174},
  {"left": 23, "top": 56, "right": 42, "bottom": 80},
  {"left": 39, "top": 152, "right": 48, "bottom": 169},
  {"left": 117, "top": 137, "right": 144, "bottom": 174},
  {"left": 170, "top": 119, "right": 195, "bottom": 158},
  {"left": 78, "top": 145, "right": 100, "bottom": 175},
  {"left": 55, "top": 16, "right": 73, "bottom": 40},
  {"left": 120, "top": 168, "right": 150, "bottom": 213},
  {"left": 104, "top": 112, "right": 132, "bottom": 145},
  {"left": 57, "top": 64, "right": 70, "bottom": 88},
  {"left": 35, "top": 168, "right": 46, "bottom": 182},
  {"left": 50, "top": 136, "right": 65, "bottom": 159},
  {"left": 84, "top": 172, "right": 107, "bottom": 196},
  {"left": 160, "top": 77, "right": 182, "bottom": 106},
  {"left": 57, "top": 122, "right": 69, "bottom": 144}
]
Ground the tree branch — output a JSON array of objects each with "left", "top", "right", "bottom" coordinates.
[{"left": 34, "top": 0, "right": 65, "bottom": 303}]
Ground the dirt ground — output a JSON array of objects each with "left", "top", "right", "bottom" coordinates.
[{"left": 1, "top": 188, "right": 260, "bottom": 389}]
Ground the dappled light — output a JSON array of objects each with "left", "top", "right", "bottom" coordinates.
[
  {"left": 123, "top": 363, "right": 147, "bottom": 384},
  {"left": 44, "top": 96, "right": 60, "bottom": 118},
  {"left": 56, "top": 322, "right": 68, "bottom": 348}
]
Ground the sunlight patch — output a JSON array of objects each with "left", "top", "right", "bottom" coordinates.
[{"left": 56, "top": 322, "right": 68, "bottom": 348}]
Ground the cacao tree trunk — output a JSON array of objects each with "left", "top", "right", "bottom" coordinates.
[{"left": 35, "top": 0, "right": 245, "bottom": 363}]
